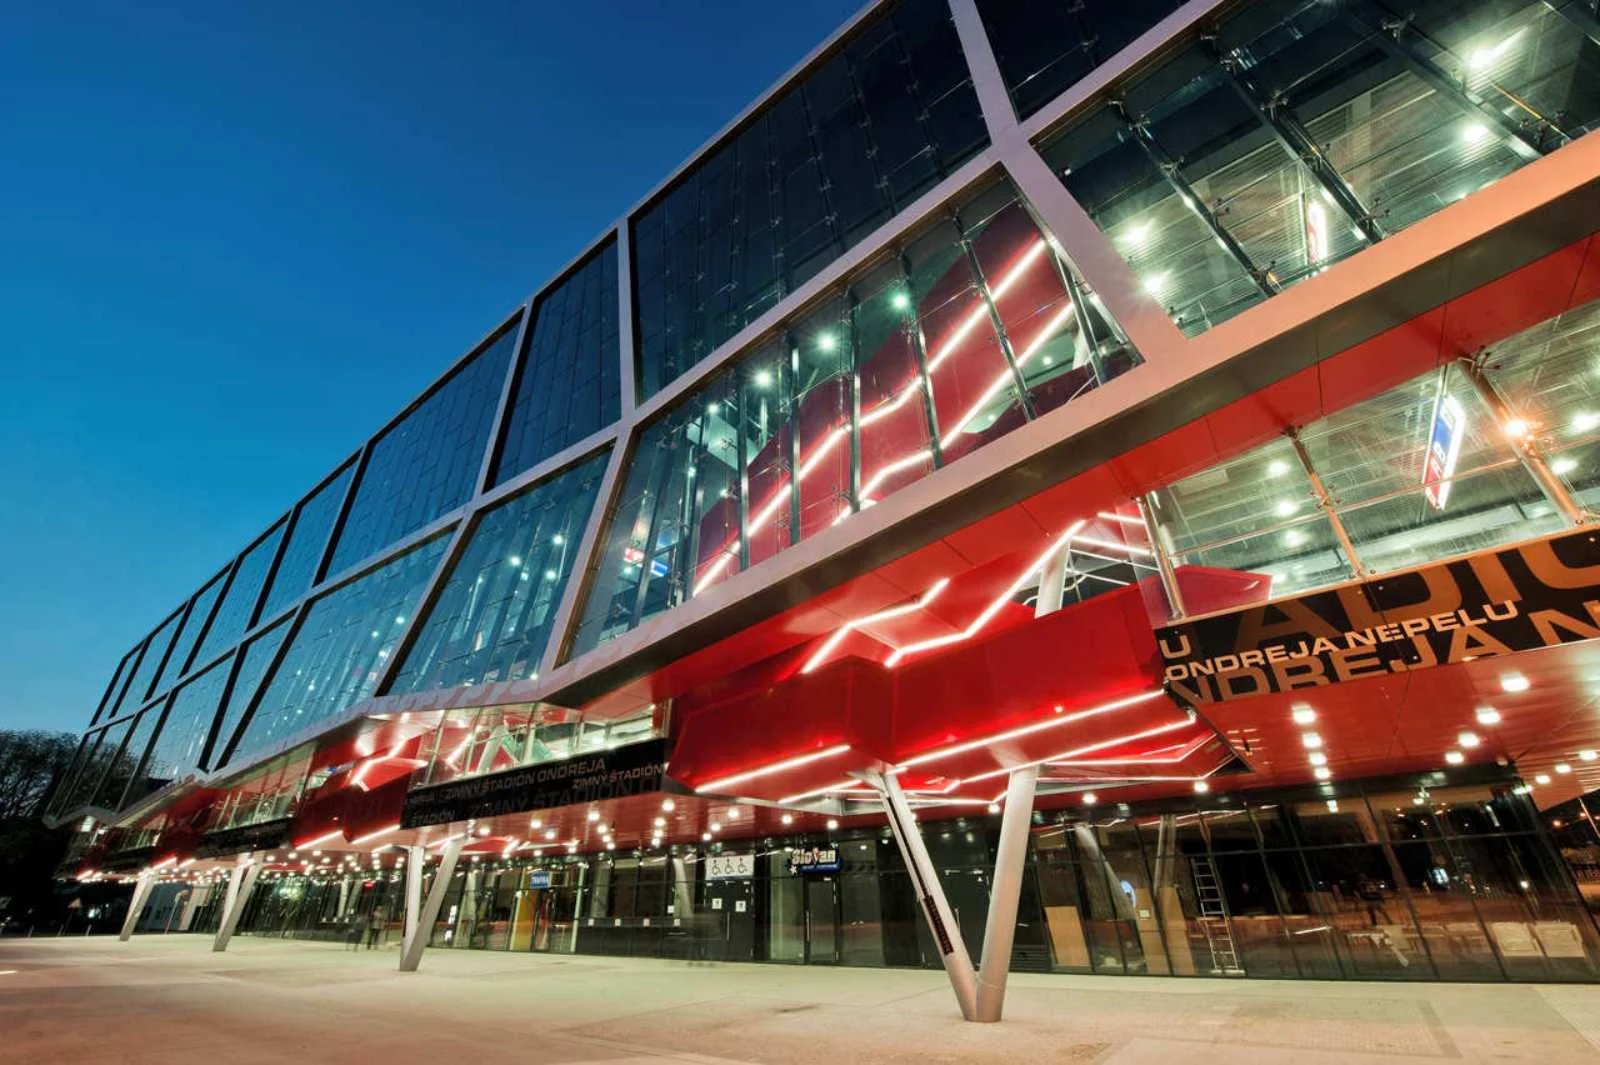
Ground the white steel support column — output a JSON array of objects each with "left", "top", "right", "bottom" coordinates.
[
  {"left": 866, "top": 769, "right": 979, "bottom": 1020},
  {"left": 212, "top": 854, "right": 261, "bottom": 952},
  {"left": 118, "top": 871, "right": 156, "bottom": 941},
  {"left": 402, "top": 845, "right": 424, "bottom": 947},
  {"left": 975, "top": 765, "right": 1040, "bottom": 1022},
  {"left": 399, "top": 835, "right": 465, "bottom": 973}
]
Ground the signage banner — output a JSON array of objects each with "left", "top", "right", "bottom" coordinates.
[
  {"left": 704, "top": 853, "right": 754, "bottom": 880},
  {"left": 526, "top": 870, "right": 552, "bottom": 889},
  {"left": 195, "top": 818, "right": 293, "bottom": 858},
  {"left": 1156, "top": 527, "right": 1600, "bottom": 705},
  {"left": 401, "top": 739, "right": 669, "bottom": 828},
  {"left": 788, "top": 846, "right": 841, "bottom": 874}
]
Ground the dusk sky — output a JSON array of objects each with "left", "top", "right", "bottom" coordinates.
[{"left": 0, "top": 0, "right": 862, "bottom": 734}]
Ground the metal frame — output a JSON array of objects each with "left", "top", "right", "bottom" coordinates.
[{"left": 60, "top": 0, "right": 1600, "bottom": 815}]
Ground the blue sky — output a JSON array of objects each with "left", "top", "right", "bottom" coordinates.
[{"left": 0, "top": 0, "right": 862, "bottom": 734}]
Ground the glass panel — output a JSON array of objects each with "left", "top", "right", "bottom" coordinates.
[
  {"left": 159, "top": 571, "right": 227, "bottom": 689},
  {"left": 211, "top": 619, "right": 292, "bottom": 769},
  {"left": 1299, "top": 844, "right": 1432, "bottom": 980},
  {"left": 580, "top": 179, "right": 1142, "bottom": 654},
  {"left": 91, "top": 648, "right": 139, "bottom": 726},
  {"left": 195, "top": 523, "right": 287, "bottom": 666},
  {"left": 118, "top": 610, "right": 184, "bottom": 713},
  {"left": 259, "top": 463, "right": 355, "bottom": 619},
  {"left": 87, "top": 714, "right": 145, "bottom": 811},
  {"left": 495, "top": 241, "right": 621, "bottom": 482},
  {"left": 631, "top": 0, "right": 985, "bottom": 398},
  {"left": 129, "top": 657, "right": 234, "bottom": 803},
  {"left": 388, "top": 453, "right": 609, "bottom": 693},
  {"left": 328, "top": 330, "right": 514, "bottom": 574},
  {"left": 230, "top": 536, "right": 449, "bottom": 762},
  {"left": 974, "top": 0, "right": 1188, "bottom": 118}
]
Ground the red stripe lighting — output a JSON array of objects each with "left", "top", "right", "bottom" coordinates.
[
  {"left": 895, "top": 690, "right": 1165, "bottom": 769},
  {"left": 692, "top": 743, "right": 853, "bottom": 794}
]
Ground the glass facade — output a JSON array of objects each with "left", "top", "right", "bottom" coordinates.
[
  {"left": 116, "top": 610, "right": 183, "bottom": 715},
  {"left": 388, "top": 453, "right": 609, "bottom": 694},
  {"left": 327, "top": 327, "right": 516, "bottom": 575},
  {"left": 126, "top": 657, "right": 235, "bottom": 806},
  {"left": 194, "top": 523, "right": 286, "bottom": 668},
  {"left": 415, "top": 704, "right": 661, "bottom": 787},
  {"left": 974, "top": 0, "right": 1186, "bottom": 119},
  {"left": 229, "top": 536, "right": 450, "bottom": 759},
  {"left": 1147, "top": 329, "right": 1588, "bottom": 600},
  {"left": 259, "top": 463, "right": 355, "bottom": 620},
  {"left": 576, "top": 178, "right": 1139, "bottom": 655},
  {"left": 1036, "top": 0, "right": 1600, "bottom": 336},
  {"left": 159, "top": 571, "right": 228, "bottom": 691},
  {"left": 631, "top": 0, "right": 987, "bottom": 398},
  {"left": 493, "top": 243, "right": 620, "bottom": 484},
  {"left": 212, "top": 620, "right": 292, "bottom": 769}
]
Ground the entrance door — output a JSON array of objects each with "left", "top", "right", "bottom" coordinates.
[{"left": 805, "top": 876, "right": 840, "bottom": 964}]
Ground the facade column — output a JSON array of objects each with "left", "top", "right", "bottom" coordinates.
[
  {"left": 212, "top": 854, "right": 262, "bottom": 952},
  {"left": 402, "top": 846, "right": 424, "bottom": 947},
  {"left": 1136, "top": 495, "right": 1187, "bottom": 619},
  {"left": 865, "top": 768, "right": 980, "bottom": 1021},
  {"left": 178, "top": 882, "right": 212, "bottom": 932},
  {"left": 975, "top": 765, "right": 1040, "bottom": 1022},
  {"left": 1459, "top": 359, "right": 1588, "bottom": 525},
  {"left": 399, "top": 835, "right": 465, "bottom": 973},
  {"left": 118, "top": 871, "right": 156, "bottom": 941}
]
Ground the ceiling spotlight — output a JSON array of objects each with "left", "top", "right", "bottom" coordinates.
[
  {"left": 1445, "top": 751, "right": 1465, "bottom": 765},
  {"left": 1457, "top": 731, "right": 1480, "bottom": 748},
  {"left": 1313, "top": 766, "right": 1332, "bottom": 780},
  {"left": 530, "top": 818, "right": 542, "bottom": 829},
  {"left": 709, "top": 823, "right": 722, "bottom": 833},
  {"left": 725, "top": 807, "right": 738, "bottom": 820},
  {"left": 543, "top": 829, "right": 557, "bottom": 841},
  {"left": 1302, "top": 733, "right": 1323, "bottom": 750},
  {"left": 780, "top": 813, "right": 794, "bottom": 825},
  {"left": 1535, "top": 774, "right": 1552, "bottom": 785},
  {"left": 826, "top": 819, "right": 840, "bottom": 830},
  {"left": 1580, "top": 750, "right": 1598, "bottom": 762},
  {"left": 1500, "top": 673, "right": 1530, "bottom": 693},
  {"left": 986, "top": 802, "right": 1001, "bottom": 814},
  {"left": 661, "top": 799, "right": 676, "bottom": 812},
  {"left": 1193, "top": 781, "right": 1210, "bottom": 794},
  {"left": 1082, "top": 792, "right": 1097, "bottom": 806},
  {"left": 1291, "top": 705, "right": 1317, "bottom": 726},
  {"left": 1309, "top": 751, "right": 1328, "bottom": 767},
  {"left": 1475, "top": 707, "right": 1502, "bottom": 725},
  {"left": 701, "top": 833, "right": 712, "bottom": 842},
  {"left": 1555, "top": 763, "right": 1573, "bottom": 775},
  {"left": 653, "top": 817, "right": 666, "bottom": 828},
  {"left": 587, "top": 810, "right": 600, "bottom": 823}
]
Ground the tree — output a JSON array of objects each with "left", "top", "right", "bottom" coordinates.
[
  {"left": 0, "top": 730, "right": 80, "bottom": 930},
  {"left": 0, "top": 730, "right": 80, "bottom": 820}
]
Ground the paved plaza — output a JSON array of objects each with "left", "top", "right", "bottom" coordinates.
[{"left": 3, "top": 935, "right": 1600, "bottom": 1064}]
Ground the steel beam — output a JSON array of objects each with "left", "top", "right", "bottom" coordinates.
[
  {"left": 212, "top": 855, "right": 262, "bottom": 952},
  {"left": 399, "top": 835, "right": 465, "bottom": 973},
  {"left": 118, "top": 871, "right": 156, "bottom": 941},
  {"left": 974, "top": 766, "right": 1040, "bottom": 1021}
]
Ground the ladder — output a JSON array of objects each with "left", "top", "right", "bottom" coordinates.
[{"left": 1191, "top": 857, "right": 1244, "bottom": 975}]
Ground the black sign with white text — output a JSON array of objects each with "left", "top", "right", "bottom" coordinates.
[
  {"left": 400, "top": 739, "right": 669, "bottom": 828},
  {"left": 1156, "top": 528, "right": 1600, "bottom": 704},
  {"left": 195, "top": 817, "right": 292, "bottom": 858}
]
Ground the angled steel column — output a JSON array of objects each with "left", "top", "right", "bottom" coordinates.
[
  {"left": 1118, "top": 107, "right": 1278, "bottom": 299},
  {"left": 1341, "top": 1, "right": 1556, "bottom": 158},
  {"left": 1287, "top": 429, "right": 1368, "bottom": 577},
  {"left": 1200, "top": 37, "right": 1386, "bottom": 245},
  {"left": 1137, "top": 495, "right": 1188, "bottom": 619},
  {"left": 975, "top": 765, "right": 1039, "bottom": 1022},
  {"left": 118, "top": 870, "right": 156, "bottom": 941},
  {"left": 212, "top": 854, "right": 262, "bottom": 952},
  {"left": 866, "top": 768, "right": 979, "bottom": 1020},
  {"left": 402, "top": 845, "right": 424, "bottom": 947},
  {"left": 399, "top": 835, "right": 465, "bottom": 973},
  {"left": 1459, "top": 359, "right": 1587, "bottom": 525}
]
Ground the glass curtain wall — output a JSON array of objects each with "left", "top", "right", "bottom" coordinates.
[
  {"left": 387, "top": 452, "right": 609, "bottom": 694},
  {"left": 211, "top": 620, "right": 292, "bottom": 770},
  {"left": 493, "top": 244, "right": 621, "bottom": 484},
  {"left": 159, "top": 571, "right": 227, "bottom": 691},
  {"left": 415, "top": 702, "right": 661, "bottom": 787},
  {"left": 123, "top": 657, "right": 235, "bottom": 806},
  {"left": 194, "top": 523, "right": 287, "bottom": 667},
  {"left": 574, "top": 179, "right": 1140, "bottom": 655},
  {"left": 115, "top": 610, "right": 184, "bottom": 716},
  {"left": 1036, "top": 0, "right": 1599, "bottom": 336},
  {"left": 631, "top": 0, "right": 987, "bottom": 398},
  {"left": 259, "top": 463, "right": 355, "bottom": 620}
]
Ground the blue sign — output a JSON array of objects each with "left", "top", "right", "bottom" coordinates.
[
  {"left": 527, "top": 870, "right": 552, "bottom": 889},
  {"left": 788, "top": 846, "right": 841, "bottom": 874}
]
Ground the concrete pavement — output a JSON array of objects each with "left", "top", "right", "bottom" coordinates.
[{"left": 2, "top": 935, "right": 1599, "bottom": 1064}]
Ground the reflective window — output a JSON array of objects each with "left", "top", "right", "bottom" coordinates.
[
  {"left": 195, "top": 522, "right": 287, "bottom": 667},
  {"left": 632, "top": 0, "right": 987, "bottom": 398},
  {"left": 259, "top": 462, "right": 355, "bottom": 620},
  {"left": 212, "top": 620, "right": 293, "bottom": 769},
  {"left": 87, "top": 713, "right": 145, "bottom": 811},
  {"left": 117, "top": 610, "right": 184, "bottom": 714},
  {"left": 231, "top": 535, "right": 450, "bottom": 760},
  {"left": 128, "top": 657, "right": 234, "bottom": 805},
  {"left": 576, "top": 180, "right": 1139, "bottom": 654},
  {"left": 974, "top": 0, "right": 1186, "bottom": 118},
  {"left": 159, "top": 570, "right": 228, "bottom": 690},
  {"left": 93, "top": 646, "right": 140, "bottom": 725},
  {"left": 390, "top": 452, "right": 608, "bottom": 694},
  {"left": 328, "top": 328, "right": 515, "bottom": 574},
  {"left": 494, "top": 243, "right": 620, "bottom": 483},
  {"left": 418, "top": 702, "right": 659, "bottom": 786},
  {"left": 1037, "top": 0, "right": 1592, "bottom": 336}
]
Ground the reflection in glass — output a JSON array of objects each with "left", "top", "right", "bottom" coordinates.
[
  {"left": 195, "top": 523, "right": 287, "bottom": 668},
  {"left": 259, "top": 463, "right": 355, "bottom": 620},
  {"left": 157, "top": 571, "right": 228, "bottom": 692},
  {"left": 212, "top": 620, "right": 292, "bottom": 769}
]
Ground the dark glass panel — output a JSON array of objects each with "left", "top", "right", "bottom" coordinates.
[
  {"left": 195, "top": 523, "right": 287, "bottom": 667},
  {"left": 259, "top": 463, "right": 355, "bottom": 619},
  {"left": 328, "top": 331, "right": 515, "bottom": 574},
  {"left": 129, "top": 657, "right": 234, "bottom": 804},
  {"left": 631, "top": 0, "right": 986, "bottom": 399},
  {"left": 158, "top": 570, "right": 227, "bottom": 689},
  {"left": 495, "top": 242, "right": 621, "bottom": 482},
  {"left": 389, "top": 453, "right": 609, "bottom": 694},
  {"left": 231, "top": 536, "right": 449, "bottom": 762},
  {"left": 211, "top": 619, "right": 292, "bottom": 769},
  {"left": 117, "top": 610, "right": 183, "bottom": 714}
]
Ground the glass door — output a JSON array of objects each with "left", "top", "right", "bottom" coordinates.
[{"left": 805, "top": 876, "right": 840, "bottom": 964}]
